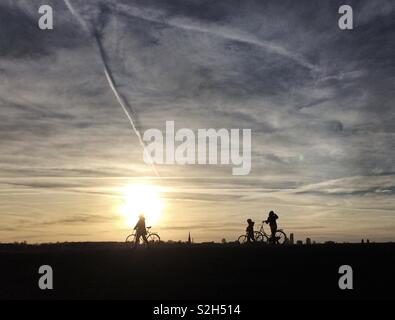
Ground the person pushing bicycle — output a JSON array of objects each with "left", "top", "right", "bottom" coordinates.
[
  {"left": 134, "top": 213, "right": 148, "bottom": 247},
  {"left": 246, "top": 218, "right": 255, "bottom": 242},
  {"left": 264, "top": 211, "right": 279, "bottom": 243}
]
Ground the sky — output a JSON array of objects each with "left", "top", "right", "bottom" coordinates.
[{"left": 1, "top": 0, "right": 395, "bottom": 243}]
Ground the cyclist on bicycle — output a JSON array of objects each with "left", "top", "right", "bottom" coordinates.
[
  {"left": 246, "top": 218, "right": 255, "bottom": 242},
  {"left": 134, "top": 214, "right": 148, "bottom": 247},
  {"left": 264, "top": 211, "right": 278, "bottom": 243}
]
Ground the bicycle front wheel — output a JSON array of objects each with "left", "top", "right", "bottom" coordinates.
[
  {"left": 275, "top": 230, "right": 287, "bottom": 245},
  {"left": 125, "top": 234, "right": 135, "bottom": 243}
]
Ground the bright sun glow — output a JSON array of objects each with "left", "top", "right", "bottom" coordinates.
[{"left": 119, "top": 184, "right": 164, "bottom": 227}]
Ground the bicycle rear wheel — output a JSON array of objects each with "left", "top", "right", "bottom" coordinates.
[
  {"left": 237, "top": 235, "right": 248, "bottom": 244},
  {"left": 254, "top": 231, "right": 268, "bottom": 243},
  {"left": 147, "top": 233, "right": 161, "bottom": 245}
]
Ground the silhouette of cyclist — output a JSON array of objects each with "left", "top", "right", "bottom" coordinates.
[
  {"left": 246, "top": 218, "right": 255, "bottom": 242},
  {"left": 134, "top": 214, "right": 148, "bottom": 247},
  {"left": 265, "top": 211, "right": 279, "bottom": 243}
]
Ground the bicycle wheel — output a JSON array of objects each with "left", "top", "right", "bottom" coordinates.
[
  {"left": 126, "top": 234, "right": 147, "bottom": 246},
  {"left": 237, "top": 235, "right": 247, "bottom": 244},
  {"left": 147, "top": 233, "right": 161, "bottom": 245},
  {"left": 275, "top": 230, "right": 287, "bottom": 245},
  {"left": 254, "top": 231, "right": 268, "bottom": 243}
]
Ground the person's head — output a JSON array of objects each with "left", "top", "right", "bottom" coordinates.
[
  {"left": 139, "top": 213, "right": 145, "bottom": 220},
  {"left": 247, "top": 218, "right": 253, "bottom": 224},
  {"left": 269, "top": 210, "right": 274, "bottom": 216}
]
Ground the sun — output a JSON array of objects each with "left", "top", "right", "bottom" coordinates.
[{"left": 119, "top": 183, "right": 164, "bottom": 227}]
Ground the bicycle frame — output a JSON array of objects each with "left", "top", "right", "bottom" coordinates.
[
  {"left": 125, "top": 227, "right": 160, "bottom": 244},
  {"left": 258, "top": 223, "right": 270, "bottom": 237},
  {"left": 258, "top": 223, "right": 285, "bottom": 236}
]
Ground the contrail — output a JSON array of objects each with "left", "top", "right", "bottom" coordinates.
[
  {"left": 115, "top": 4, "right": 320, "bottom": 73},
  {"left": 63, "top": 0, "right": 90, "bottom": 33},
  {"left": 63, "top": 0, "right": 161, "bottom": 178}
]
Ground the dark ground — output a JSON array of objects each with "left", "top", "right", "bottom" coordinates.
[{"left": 0, "top": 242, "right": 394, "bottom": 300}]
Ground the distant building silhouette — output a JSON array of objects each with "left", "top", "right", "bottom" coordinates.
[
  {"left": 296, "top": 240, "right": 303, "bottom": 245},
  {"left": 306, "top": 238, "right": 311, "bottom": 245},
  {"left": 289, "top": 233, "right": 294, "bottom": 245},
  {"left": 324, "top": 241, "right": 336, "bottom": 245},
  {"left": 188, "top": 232, "right": 192, "bottom": 244}
]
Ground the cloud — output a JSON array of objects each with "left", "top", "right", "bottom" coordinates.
[
  {"left": 295, "top": 174, "right": 395, "bottom": 196},
  {"left": 0, "top": 3, "right": 50, "bottom": 58},
  {"left": 0, "top": 1, "right": 86, "bottom": 59},
  {"left": 41, "top": 214, "right": 112, "bottom": 225},
  {"left": 115, "top": 2, "right": 319, "bottom": 71},
  {"left": 1, "top": 0, "right": 395, "bottom": 242}
]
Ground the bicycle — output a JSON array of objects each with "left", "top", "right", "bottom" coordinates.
[
  {"left": 237, "top": 230, "right": 268, "bottom": 244},
  {"left": 237, "top": 222, "right": 288, "bottom": 245},
  {"left": 257, "top": 222, "right": 287, "bottom": 244},
  {"left": 125, "top": 227, "right": 161, "bottom": 247}
]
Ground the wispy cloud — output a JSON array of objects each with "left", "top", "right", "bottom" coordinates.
[{"left": 1, "top": 0, "right": 395, "bottom": 242}]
